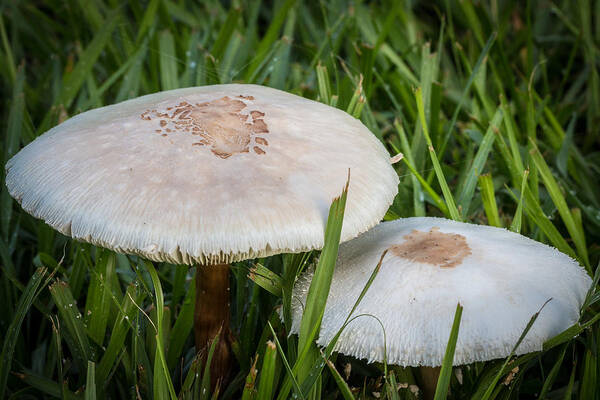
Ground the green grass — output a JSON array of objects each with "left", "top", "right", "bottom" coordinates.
[{"left": 1, "top": 0, "right": 600, "bottom": 399}]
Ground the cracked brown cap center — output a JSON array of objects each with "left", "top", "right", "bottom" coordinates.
[
  {"left": 140, "top": 95, "right": 269, "bottom": 159},
  {"left": 388, "top": 227, "right": 471, "bottom": 268}
]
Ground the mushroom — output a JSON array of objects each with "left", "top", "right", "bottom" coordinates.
[
  {"left": 5, "top": 84, "right": 399, "bottom": 384},
  {"left": 289, "top": 217, "right": 591, "bottom": 399}
]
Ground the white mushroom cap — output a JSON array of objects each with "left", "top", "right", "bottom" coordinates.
[
  {"left": 5, "top": 84, "right": 398, "bottom": 265},
  {"left": 290, "top": 217, "right": 591, "bottom": 367}
]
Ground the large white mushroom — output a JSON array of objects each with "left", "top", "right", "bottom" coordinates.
[
  {"left": 5, "top": 84, "right": 399, "bottom": 384},
  {"left": 290, "top": 217, "right": 591, "bottom": 398}
]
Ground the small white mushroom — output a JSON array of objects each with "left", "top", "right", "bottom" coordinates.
[{"left": 290, "top": 217, "right": 591, "bottom": 396}]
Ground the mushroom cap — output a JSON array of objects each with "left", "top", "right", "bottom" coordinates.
[
  {"left": 290, "top": 217, "right": 591, "bottom": 367},
  {"left": 5, "top": 84, "right": 398, "bottom": 265}
]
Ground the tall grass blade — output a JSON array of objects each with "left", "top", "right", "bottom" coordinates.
[
  {"left": 457, "top": 108, "right": 503, "bottom": 215},
  {"left": 49, "top": 280, "right": 91, "bottom": 371},
  {"left": 257, "top": 340, "right": 277, "bottom": 400},
  {"left": 433, "top": 303, "right": 463, "bottom": 400},
  {"left": 1, "top": 65, "right": 25, "bottom": 240},
  {"left": 159, "top": 30, "right": 179, "bottom": 90},
  {"left": 85, "top": 361, "right": 97, "bottom": 400},
  {"left": 510, "top": 169, "right": 529, "bottom": 233},
  {"left": 296, "top": 174, "right": 349, "bottom": 380},
  {"left": 415, "top": 87, "right": 460, "bottom": 220},
  {"left": 145, "top": 261, "right": 177, "bottom": 400},
  {"left": 96, "top": 284, "right": 145, "bottom": 383},
  {"left": 438, "top": 33, "right": 497, "bottom": 159},
  {"left": 537, "top": 344, "right": 568, "bottom": 399},
  {"left": 0, "top": 267, "right": 47, "bottom": 399},
  {"left": 478, "top": 174, "right": 501, "bottom": 227},
  {"left": 166, "top": 276, "right": 195, "bottom": 369},
  {"left": 85, "top": 251, "right": 116, "bottom": 345},
  {"left": 244, "top": 0, "right": 297, "bottom": 81},
  {"left": 55, "top": 10, "right": 120, "bottom": 110},
  {"left": 268, "top": 321, "right": 304, "bottom": 400},
  {"left": 529, "top": 144, "right": 590, "bottom": 269}
]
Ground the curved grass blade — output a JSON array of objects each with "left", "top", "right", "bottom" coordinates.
[
  {"left": 268, "top": 321, "right": 305, "bottom": 400},
  {"left": 324, "top": 356, "right": 353, "bottom": 400},
  {"left": 293, "top": 251, "right": 388, "bottom": 397},
  {"left": 477, "top": 299, "right": 551, "bottom": 400}
]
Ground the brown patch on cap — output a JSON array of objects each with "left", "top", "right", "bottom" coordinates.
[
  {"left": 388, "top": 227, "right": 471, "bottom": 268},
  {"left": 141, "top": 96, "right": 269, "bottom": 158}
]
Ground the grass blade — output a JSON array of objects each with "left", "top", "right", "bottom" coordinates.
[
  {"left": 200, "top": 330, "right": 221, "bottom": 400},
  {"left": 49, "top": 280, "right": 91, "bottom": 371},
  {"left": 294, "top": 251, "right": 388, "bottom": 397},
  {"left": 457, "top": 108, "right": 503, "bottom": 215},
  {"left": 433, "top": 303, "right": 463, "bottom": 400},
  {"left": 248, "top": 264, "right": 283, "bottom": 297},
  {"left": 268, "top": 321, "right": 304, "bottom": 400},
  {"left": 478, "top": 173, "right": 502, "bottom": 227},
  {"left": 244, "top": 0, "right": 297, "bottom": 81},
  {"left": 257, "top": 341, "right": 278, "bottom": 400},
  {"left": 297, "top": 175, "right": 349, "bottom": 358},
  {"left": 415, "top": 86, "right": 461, "bottom": 220},
  {"left": 241, "top": 356, "right": 258, "bottom": 400},
  {"left": 159, "top": 30, "right": 179, "bottom": 91},
  {"left": 0, "top": 267, "right": 47, "bottom": 400},
  {"left": 324, "top": 356, "right": 354, "bottom": 400},
  {"left": 1, "top": 65, "right": 25, "bottom": 239},
  {"left": 478, "top": 299, "right": 551, "bottom": 400},
  {"left": 145, "top": 261, "right": 177, "bottom": 400},
  {"left": 85, "top": 251, "right": 116, "bottom": 346},
  {"left": 55, "top": 10, "right": 120, "bottom": 110},
  {"left": 438, "top": 33, "right": 497, "bottom": 159},
  {"left": 166, "top": 275, "right": 195, "bottom": 369},
  {"left": 537, "top": 343, "right": 568, "bottom": 399},
  {"left": 96, "top": 284, "right": 145, "bottom": 383},
  {"left": 85, "top": 361, "right": 97, "bottom": 400},
  {"left": 509, "top": 169, "right": 529, "bottom": 233},
  {"left": 529, "top": 144, "right": 590, "bottom": 269}
]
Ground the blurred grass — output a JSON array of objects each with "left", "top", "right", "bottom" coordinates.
[{"left": 1, "top": 0, "right": 599, "bottom": 399}]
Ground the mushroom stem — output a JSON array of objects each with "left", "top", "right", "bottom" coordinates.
[
  {"left": 194, "top": 264, "right": 233, "bottom": 388},
  {"left": 418, "top": 366, "right": 441, "bottom": 400}
]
